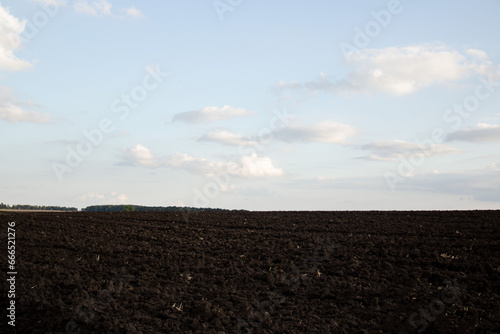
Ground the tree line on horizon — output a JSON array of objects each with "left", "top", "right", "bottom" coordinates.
[
  {"left": 0, "top": 203, "right": 78, "bottom": 211},
  {"left": 1, "top": 203, "right": 245, "bottom": 212}
]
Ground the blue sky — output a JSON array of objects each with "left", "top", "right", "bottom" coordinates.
[{"left": 1, "top": 0, "right": 499, "bottom": 210}]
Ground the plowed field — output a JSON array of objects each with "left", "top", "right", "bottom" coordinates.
[{"left": 1, "top": 211, "right": 499, "bottom": 333}]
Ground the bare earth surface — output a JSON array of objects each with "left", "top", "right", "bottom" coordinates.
[{"left": 1, "top": 210, "right": 499, "bottom": 333}]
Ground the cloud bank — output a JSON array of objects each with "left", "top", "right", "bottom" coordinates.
[{"left": 275, "top": 44, "right": 500, "bottom": 96}]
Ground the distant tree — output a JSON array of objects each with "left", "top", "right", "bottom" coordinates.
[{"left": 123, "top": 205, "right": 135, "bottom": 212}]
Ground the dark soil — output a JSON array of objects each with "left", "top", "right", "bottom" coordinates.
[{"left": 1, "top": 211, "right": 499, "bottom": 333}]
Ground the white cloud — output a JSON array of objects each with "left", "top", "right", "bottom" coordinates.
[
  {"left": 276, "top": 44, "right": 498, "bottom": 96},
  {"left": 29, "top": 0, "right": 66, "bottom": 6},
  {"left": 74, "top": 0, "right": 112, "bottom": 16},
  {"left": 123, "top": 144, "right": 160, "bottom": 168},
  {"left": 113, "top": 192, "right": 129, "bottom": 203},
  {"left": 78, "top": 192, "right": 129, "bottom": 204},
  {"left": 0, "top": 4, "right": 32, "bottom": 71},
  {"left": 120, "top": 144, "right": 283, "bottom": 178},
  {"left": 73, "top": 1, "right": 98, "bottom": 15},
  {"left": 173, "top": 105, "right": 254, "bottom": 123},
  {"left": 166, "top": 152, "right": 284, "bottom": 178},
  {"left": 236, "top": 154, "right": 284, "bottom": 177},
  {"left": 78, "top": 192, "right": 105, "bottom": 201},
  {"left": 92, "top": 0, "right": 112, "bottom": 15},
  {"left": 198, "top": 121, "right": 356, "bottom": 147},
  {"left": 73, "top": 1, "right": 146, "bottom": 19},
  {"left": 123, "top": 6, "right": 145, "bottom": 19},
  {"left": 358, "top": 139, "right": 462, "bottom": 162},
  {"left": 446, "top": 123, "right": 500, "bottom": 143},
  {"left": 0, "top": 87, "right": 51, "bottom": 123},
  {"left": 343, "top": 45, "right": 495, "bottom": 95},
  {"left": 165, "top": 152, "right": 228, "bottom": 176},
  {"left": 0, "top": 103, "right": 51, "bottom": 123},
  {"left": 198, "top": 130, "right": 258, "bottom": 147},
  {"left": 0, "top": 6, "right": 50, "bottom": 124},
  {"left": 275, "top": 121, "right": 357, "bottom": 144}
]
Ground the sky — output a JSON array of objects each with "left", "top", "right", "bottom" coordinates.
[{"left": 1, "top": 0, "right": 499, "bottom": 210}]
